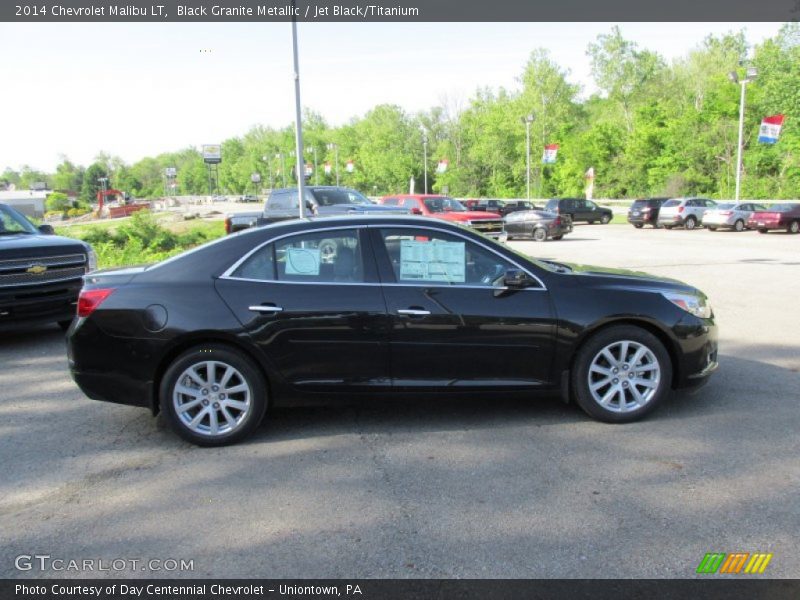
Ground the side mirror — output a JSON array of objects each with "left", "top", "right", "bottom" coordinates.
[
  {"left": 503, "top": 268, "right": 532, "bottom": 288},
  {"left": 38, "top": 224, "right": 55, "bottom": 235},
  {"left": 411, "top": 207, "right": 422, "bottom": 215}
]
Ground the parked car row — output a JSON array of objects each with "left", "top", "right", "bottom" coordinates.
[{"left": 627, "top": 197, "right": 800, "bottom": 234}]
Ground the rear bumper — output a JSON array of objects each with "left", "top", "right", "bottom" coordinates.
[
  {"left": 702, "top": 216, "right": 736, "bottom": 227},
  {"left": 71, "top": 369, "right": 153, "bottom": 409},
  {"left": 627, "top": 213, "right": 657, "bottom": 225},
  {"left": 747, "top": 220, "right": 781, "bottom": 230}
]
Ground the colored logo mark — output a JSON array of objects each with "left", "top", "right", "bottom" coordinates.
[{"left": 696, "top": 552, "right": 773, "bottom": 574}]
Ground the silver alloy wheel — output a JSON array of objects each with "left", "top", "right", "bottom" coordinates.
[
  {"left": 734, "top": 219, "right": 744, "bottom": 232},
  {"left": 533, "top": 227, "right": 547, "bottom": 241},
  {"left": 173, "top": 360, "right": 252, "bottom": 437},
  {"left": 791, "top": 221, "right": 799, "bottom": 234},
  {"left": 685, "top": 217, "right": 696, "bottom": 230},
  {"left": 587, "top": 340, "right": 661, "bottom": 413}
]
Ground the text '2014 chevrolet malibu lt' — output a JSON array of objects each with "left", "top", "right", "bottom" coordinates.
[{"left": 67, "top": 216, "right": 718, "bottom": 446}]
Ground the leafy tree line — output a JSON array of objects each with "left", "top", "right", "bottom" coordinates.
[{"left": 3, "top": 24, "right": 800, "bottom": 200}]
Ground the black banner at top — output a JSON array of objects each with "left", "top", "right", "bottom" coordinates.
[{"left": 2, "top": 0, "right": 799, "bottom": 22}]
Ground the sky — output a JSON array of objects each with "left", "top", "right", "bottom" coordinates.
[{"left": 0, "top": 21, "right": 785, "bottom": 172}]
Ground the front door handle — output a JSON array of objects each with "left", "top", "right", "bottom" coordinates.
[
  {"left": 249, "top": 304, "right": 284, "bottom": 313},
  {"left": 397, "top": 308, "right": 431, "bottom": 316}
]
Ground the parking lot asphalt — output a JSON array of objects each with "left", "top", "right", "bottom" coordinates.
[{"left": 1, "top": 224, "right": 798, "bottom": 579}]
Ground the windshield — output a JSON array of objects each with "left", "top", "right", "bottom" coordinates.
[
  {"left": 0, "top": 204, "right": 38, "bottom": 234},
  {"left": 423, "top": 197, "right": 466, "bottom": 213},
  {"left": 310, "top": 188, "right": 370, "bottom": 206}
]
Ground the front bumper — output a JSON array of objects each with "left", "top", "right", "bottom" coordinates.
[
  {"left": 0, "top": 279, "right": 81, "bottom": 330},
  {"left": 674, "top": 317, "right": 719, "bottom": 389}
]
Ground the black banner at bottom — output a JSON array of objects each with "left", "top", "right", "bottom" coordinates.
[{"left": 3, "top": 579, "right": 800, "bottom": 600}]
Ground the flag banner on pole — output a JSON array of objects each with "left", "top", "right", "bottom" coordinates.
[
  {"left": 436, "top": 159, "right": 449, "bottom": 173},
  {"left": 542, "top": 144, "right": 559, "bottom": 164},
  {"left": 585, "top": 167, "right": 595, "bottom": 179},
  {"left": 346, "top": 160, "right": 354, "bottom": 173},
  {"left": 304, "top": 163, "right": 313, "bottom": 176},
  {"left": 324, "top": 162, "right": 332, "bottom": 174},
  {"left": 758, "top": 115, "right": 785, "bottom": 144}
]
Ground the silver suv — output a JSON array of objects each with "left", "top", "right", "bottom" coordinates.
[{"left": 657, "top": 197, "right": 717, "bottom": 230}]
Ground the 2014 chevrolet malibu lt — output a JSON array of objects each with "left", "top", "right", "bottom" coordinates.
[{"left": 67, "top": 216, "right": 718, "bottom": 446}]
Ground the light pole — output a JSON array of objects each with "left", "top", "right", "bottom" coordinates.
[
  {"left": 421, "top": 128, "right": 428, "bottom": 194},
  {"left": 729, "top": 66, "right": 757, "bottom": 201},
  {"left": 522, "top": 113, "right": 535, "bottom": 200},
  {"left": 306, "top": 146, "right": 318, "bottom": 185},
  {"left": 326, "top": 143, "right": 339, "bottom": 186},
  {"left": 290, "top": 0, "right": 305, "bottom": 218},
  {"left": 262, "top": 155, "right": 274, "bottom": 190},
  {"left": 276, "top": 152, "right": 287, "bottom": 187}
]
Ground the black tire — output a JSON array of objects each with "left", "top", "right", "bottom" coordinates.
[
  {"left": 571, "top": 325, "right": 672, "bottom": 423},
  {"left": 633, "top": 223, "right": 644, "bottom": 229},
  {"left": 161, "top": 344, "right": 267, "bottom": 446},
  {"left": 758, "top": 229, "right": 768, "bottom": 234},
  {"left": 663, "top": 225, "right": 673, "bottom": 230},
  {"left": 551, "top": 235, "right": 564, "bottom": 240},
  {"left": 588, "top": 220, "right": 596, "bottom": 225},
  {"left": 532, "top": 227, "right": 547, "bottom": 242},
  {"left": 734, "top": 219, "right": 745, "bottom": 232},
  {"left": 653, "top": 221, "right": 662, "bottom": 229},
  {"left": 707, "top": 226, "right": 717, "bottom": 231},
  {"left": 58, "top": 319, "right": 73, "bottom": 332},
  {"left": 788, "top": 221, "right": 800, "bottom": 234},
  {"left": 684, "top": 216, "right": 697, "bottom": 230},
  {"left": 600, "top": 214, "right": 611, "bottom": 225}
]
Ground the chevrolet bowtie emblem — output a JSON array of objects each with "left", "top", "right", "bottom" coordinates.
[{"left": 27, "top": 264, "right": 47, "bottom": 275}]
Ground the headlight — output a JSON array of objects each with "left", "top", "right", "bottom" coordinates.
[
  {"left": 661, "top": 292, "right": 712, "bottom": 319},
  {"left": 86, "top": 247, "right": 98, "bottom": 272}
]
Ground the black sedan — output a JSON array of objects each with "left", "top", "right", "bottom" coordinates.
[
  {"left": 67, "top": 216, "right": 718, "bottom": 446},
  {"left": 504, "top": 209, "right": 572, "bottom": 241}
]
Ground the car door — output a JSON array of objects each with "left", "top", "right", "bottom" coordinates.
[
  {"left": 215, "top": 226, "right": 391, "bottom": 391},
  {"left": 370, "top": 226, "right": 555, "bottom": 391}
]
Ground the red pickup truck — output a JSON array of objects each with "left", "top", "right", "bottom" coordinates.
[{"left": 379, "top": 195, "right": 504, "bottom": 238}]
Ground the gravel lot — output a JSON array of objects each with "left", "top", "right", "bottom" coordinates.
[{"left": 1, "top": 224, "right": 798, "bottom": 579}]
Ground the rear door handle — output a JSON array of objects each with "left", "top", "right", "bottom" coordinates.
[
  {"left": 397, "top": 308, "right": 431, "bottom": 316},
  {"left": 249, "top": 304, "right": 284, "bottom": 313}
]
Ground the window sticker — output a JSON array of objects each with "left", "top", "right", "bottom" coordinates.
[
  {"left": 285, "top": 247, "right": 321, "bottom": 275},
  {"left": 399, "top": 239, "right": 465, "bottom": 283}
]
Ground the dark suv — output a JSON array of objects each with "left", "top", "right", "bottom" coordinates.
[
  {"left": 0, "top": 203, "right": 96, "bottom": 331},
  {"left": 544, "top": 198, "right": 613, "bottom": 224},
  {"left": 628, "top": 198, "right": 668, "bottom": 228}
]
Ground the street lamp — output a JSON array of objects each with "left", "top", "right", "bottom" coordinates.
[
  {"left": 290, "top": 0, "right": 305, "bottom": 218},
  {"left": 306, "top": 146, "right": 318, "bottom": 185},
  {"left": 421, "top": 128, "right": 428, "bottom": 194},
  {"left": 326, "top": 142, "right": 340, "bottom": 186},
  {"left": 262, "top": 155, "right": 274, "bottom": 190},
  {"left": 275, "top": 152, "right": 287, "bottom": 187},
  {"left": 521, "top": 114, "right": 535, "bottom": 200},
  {"left": 728, "top": 66, "right": 757, "bottom": 201}
]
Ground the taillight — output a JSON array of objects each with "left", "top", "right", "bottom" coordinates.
[
  {"left": 719, "top": 211, "right": 732, "bottom": 216},
  {"left": 641, "top": 207, "right": 650, "bottom": 212},
  {"left": 77, "top": 288, "right": 115, "bottom": 318},
  {"left": 553, "top": 216, "right": 562, "bottom": 226},
  {"left": 677, "top": 206, "right": 685, "bottom": 213}
]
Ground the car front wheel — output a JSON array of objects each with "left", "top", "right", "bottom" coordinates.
[
  {"left": 532, "top": 227, "right": 548, "bottom": 242},
  {"left": 684, "top": 216, "right": 697, "bottom": 230},
  {"left": 571, "top": 325, "right": 672, "bottom": 423},
  {"left": 600, "top": 214, "right": 611, "bottom": 225},
  {"left": 734, "top": 219, "right": 745, "bottom": 232},
  {"left": 789, "top": 221, "right": 800, "bottom": 234},
  {"left": 161, "top": 345, "right": 267, "bottom": 446}
]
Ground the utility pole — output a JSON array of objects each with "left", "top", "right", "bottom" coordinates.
[
  {"left": 522, "top": 114, "right": 535, "bottom": 200},
  {"left": 290, "top": 0, "right": 305, "bottom": 218},
  {"left": 729, "top": 66, "right": 757, "bottom": 201}
]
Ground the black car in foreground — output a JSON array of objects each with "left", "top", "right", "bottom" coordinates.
[
  {"left": 67, "top": 215, "right": 718, "bottom": 446},
  {"left": 503, "top": 209, "right": 573, "bottom": 241},
  {"left": 628, "top": 197, "right": 668, "bottom": 228},
  {"left": 1, "top": 203, "right": 96, "bottom": 331}
]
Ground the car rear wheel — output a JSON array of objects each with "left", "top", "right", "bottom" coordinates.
[
  {"left": 571, "top": 325, "right": 672, "bottom": 423},
  {"left": 633, "top": 223, "right": 644, "bottom": 229},
  {"left": 707, "top": 226, "right": 717, "bottom": 231},
  {"left": 161, "top": 345, "right": 267, "bottom": 446},
  {"left": 600, "top": 214, "right": 611, "bottom": 225},
  {"left": 758, "top": 229, "right": 768, "bottom": 234},
  {"left": 551, "top": 235, "right": 564, "bottom": 240},
  {"left": 532, "top": 227, "right": 547, "bottom": 242},
  {"left": 684, "top": 216, "right": 697, "bottom": 230},
  {"left": 734, "top": 219, "right": 745, "bottom": 232},
  {"left": 788, "top": 221, "right": 800, "bottom": 234}
]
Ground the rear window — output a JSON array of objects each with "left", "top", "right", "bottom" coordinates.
[
  {"left": 631, "top": 200, "right": 649, "bottom": 209},
  {"left": 662, "top": 200, "right": 681, "bottom": 207},
  {"left": 717, "top": 203, "right": 736, "bottom": 210},
  {"left": 544, "top": 199, "right": 559, "bottom": 210}
]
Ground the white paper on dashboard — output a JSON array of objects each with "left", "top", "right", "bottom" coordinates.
[
  {"left": 285, "top": 247, "right": 321, "bottom": 275},
  {"left": 399, "top": 239, "right": 465, "bottom": 283}
]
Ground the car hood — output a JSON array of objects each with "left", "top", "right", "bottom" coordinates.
[
  {"left": 437, "top": 211, "right": 499, "bottom": 221},
  {"left": 553, "top": 261, "right": 695, "bottom": 292},
  {"left": 0, "top": 233, "right": 89, "bottom": 259},
  {"left": 317, "top": 204, "right": 408, "bottom": 214}
]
